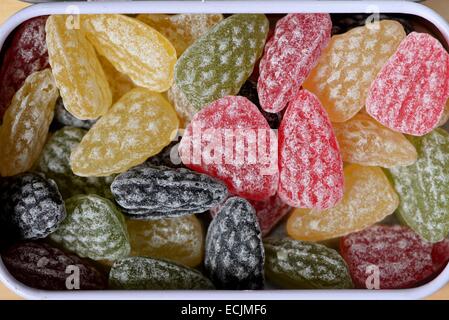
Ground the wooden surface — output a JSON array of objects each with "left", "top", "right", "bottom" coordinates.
[{"left": 0, "top": 0, "right": 448, "bottom": 300}]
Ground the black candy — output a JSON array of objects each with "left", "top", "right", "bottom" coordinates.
[
  {"left": 204, "top": 197, "right": 265, "bottom": 289},
  {"left": 1, "top": 241, "right": 107, "bottom": 290},
  {"left": 0, "top": 173, "right": 66, "bottom": 241},
  {"left": 331, "top": 13, "right": 415, "bottom": 35},
  {"left": 238, "top": 80, "right": 282, "bottom": 129},
  {"left": 111, "top": 164, "right": 228, "bottom": 219}
]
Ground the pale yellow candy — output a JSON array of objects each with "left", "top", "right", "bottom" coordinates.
[
  {"left": 287, "top": 164, "right": 399, "bottom": 241},
  {"left": 0, "top": 69, "right": 58, "bottom": 176},
  {"left": 46, "top": 15, "right": 112, "bottom": 120},
  {"left": 333, "top": 113, "right": 417, "bottom": 168},
  {"left": 82, "top": 14, "right": 177, "bottom": 92},
  {"left": 127, "top": 215, "right": 204, "bottom": 267},
  {"left": 98, "top": 55, "right": 135, "bottom": 103},
  {"left": 303, "top": 20, "right": 406, "bottom": 122},
  {"left": 70, "top": 88, "right": 179, "bottom": 177},
  {"left": 137, "top": 14, "right": 223, "bottom": 56}
]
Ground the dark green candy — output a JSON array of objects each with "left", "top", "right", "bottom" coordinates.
[
  {"left": 109, "top": 257, "right": 214, "bottom": 290},
  {"left": 264, "top": 238, "right": 353, "bottom": 289}
]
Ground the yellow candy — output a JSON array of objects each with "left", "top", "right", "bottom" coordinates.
[
  {"left": 303, "top": 20, "right": 405, "bottom": 122},
  {"left": 287, "top": 164, "right": 399, "bottom": 241},
  {"left": 333, "top": 113, "right": 417, "bottom": 168},
  {"left": 0, "top": 69, "right": 58, "bottom": 176},
  {"left": 127, "top": 215, "right": 204, "bottom": 267},
  {"left": 82, "top": 14, "right": 177, "bottom": 92},
  {"left": 45, "top": 15, "right": 112, "bottom": 120},
  {"left": 98, "top": 55, "right": 135, "bottom": 103},
  {"left": 70, "top": 88, "right": 179, "bottom": 177},
  {"left": 136, "top": 14, "right": 223, "bottom": 56}
]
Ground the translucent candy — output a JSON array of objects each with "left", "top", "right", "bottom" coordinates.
[
  {"left": 287, "top": 164, "right": 399, "bottom": 241},
  {"left": 367, "top": 33, "right": 449, "bottom": 136},
  {"left": 264, "top": 238, "right": 353, "bottom": 289},
  {"left": 54, "top": 98, "right": 96, "bottom": 129},
  {"left": 36, "top": 127, "right": 115, "bottom": 199},
  {"left": 98, "top": 54, "right": 135, "bottom": 103},
  {"left": 205, "top": 197, "right": 264, "bottom": 289},
  {"left": 0, "top": 173, "right": 65, "bottom": 241},
  {"left": 136, "top": 14, "right": 223, "bottom": 56},
  {"left": 258, "top": 14, "right": 332, "bottom": 113},
  {"left": 127, "top": 215, "right": 204, "bottom": 267},
  {"left": 174, "top": 14, "right": 268, "bottom": 117},
  {"left": 278, "top": 90, "right": 343, "bottom": 209},
  {"left": 387, "top": 129, "right": 449, "bottom": 243},
  {"left": 50, "top": 194, "right": 130, "bottom": 261},
  {"left": 0, "top": 16, "right": 49, "bottom": 122},
  {"left": 111, "top": 164, "right": 228, "bottom": 219},
  {"left": 109, "top": 257, "right": 214, "bottom": 290},
  {"left": 333, "top": 113, "right": 417, "bottom": 168},
  {"left": 303, "top": 20, "right": 406, "bottom": 122},
  {"left": 178, "top": 96, "right": 278, "bottom": 201},
  {"left": 432, "top": 239, "right": 449, "bottom": 272},
  {"left": 340, "top": 225, "right": 434, "bottom": 289},
  {"left": 0, "top": 69, "right": 58, "bottom": 177},
  {"left": 82, "top": 14, "right": 177, "bottom": 92},
  {"left": 45, "top": 15, "right": 112, "bottom": 120},
  {"left": 70, "top": 88, "right": 179, "bottom": 177},
  {"left": 2, "top": 242, "right": 107, "bottom": 290}
]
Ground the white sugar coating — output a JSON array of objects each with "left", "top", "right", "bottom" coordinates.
[
  {"left": 45, "top": 15, "right": 112, "bottom": 120},
  {"left": 333, "top": 113, "right": 417, "bottom": 168},
  {"left": 50, "top": 194, "right": 130, "bottom": 261},
  {"left": 303, "top": 20, "right": 405, "bottom": 122},
  {"left": 366, "top": 32, "right": 449, "bottom": 136},
  {"left": 264, "top": 238, "right": 352, "bottom": 289},
  {"left": 82, "top": 14, "right": 176, "bottom": 92},
  {"left": 178, "top": 96, "right": 278, "bottom": 200},
  {"left": 258, "top": 14, "right": 332, "bottom": 113},
  {"left": 109, "top": 257, "right": 213, "bottom": 289},
  {"left": 205, "top": 197, "right": 264, "bottom": 289},
  {"left": 70, "top": 88, "right": 179, "bottom": 177},
  {"left": 388, "top": 129, "right": 449, "bottom": 243},
  {"left": 175, "top": 14, "right": 268, "bottom": 111},
  {"left": 341, "top": 225, "right": 434, "bottom": 289},
  {"left": 0, "top": 69, "right": 58, "bottom": 177},
  {"left": 55, "top": 98, "right": 97, "bottom": 129},
  {"left": 288, "top": 165, "right": 399, "bottom": 241},
  {"left": 278, "top": 90, "right": 343, "bottom": 209}
]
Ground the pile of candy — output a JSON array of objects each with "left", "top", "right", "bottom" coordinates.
[{"left": 0, "top": 12, "right": 449, "bottom": 291}]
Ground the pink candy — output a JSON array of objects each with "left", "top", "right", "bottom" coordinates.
[
  {"left": 179, "top": 96, "right": 279, "bottom": 201},
  {"left": 367, "top": 32, "right": 449, "bottom": 136},
  {"left": 278, "top": 89, "right": 344, "bottom": 209},
  {"left": 258, "top": 13, "right": 332, "bottom": 113}
]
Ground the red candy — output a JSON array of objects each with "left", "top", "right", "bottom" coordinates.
[
  {"left": 432, "top": 239, "right": 449, "bottom": 273},
  {"left": 0, "top": 16, "right": 50, "bottom": 121},
  {"left": 257, "top": 13, "right": 332, "bottom": 113},
  {"left": 366, "top": 32, "right": 449, "bottom": 136},
  {"left": 179, "top": 96, "right": 279, "bottom": 201},
  {"left": 340, "top": 225, "right": 434, "bottom": 289},
  {"left": 278, "top": 89, "right": 344, "bottom": 210},
  {"left": 211, "top": 194, "right": 291, "bottom": 236}
]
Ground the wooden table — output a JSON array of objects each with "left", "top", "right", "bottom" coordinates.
[{"left": 0, "top": 0, "right": 448, "bottom": 300}]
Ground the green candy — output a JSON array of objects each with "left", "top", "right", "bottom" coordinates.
[
  {"left": 50, "top": 194, "right": 130, "bottom": 261},
  {"left": 36, "top": 126, "right": 114, "bottom": 199},
  {"left": 109, "top": 257, "right": 214, "bottom": 290},
  {"left": 264, "top": 238, "right": 353, "bottom": 289},
  {"left": 174, "top": 14, "right": 268, "bottom": 112},
  {"left": 388, "top": 128, "right": 449, "bottom": 243}
]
